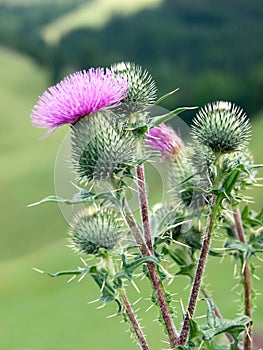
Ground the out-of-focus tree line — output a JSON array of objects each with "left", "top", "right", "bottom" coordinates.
[{"left": 1, "top": 0, "right": 263, "bottom": 117}]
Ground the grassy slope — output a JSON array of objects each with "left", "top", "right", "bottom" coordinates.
[
  {"left": 41, "top": 0, "right": 162, "bottom": 44},
  {"left": 0, "top": 47, "right": 262, "bottom": 349}
]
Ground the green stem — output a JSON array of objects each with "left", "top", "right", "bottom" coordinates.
[
  {"left": 178, "top": 194, "right": 222, "bottom": 346},
  {"left": 233, "top": 207, "right": 252, "bottom": 350}
]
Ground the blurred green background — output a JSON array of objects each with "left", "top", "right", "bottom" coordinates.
[{"left": 0, "top": 0, "right": 262, "bottom": 349}]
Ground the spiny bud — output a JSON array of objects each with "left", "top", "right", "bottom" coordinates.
[
  {"left": 71, "top": 110, "right": 136, "bottom": 183},
  {"left": 191, "top": 101, "right": 251, "bottom": 154},
  {"left": 68, "top": 206, "right": 124, "bottom": 255},
  {"left": 112, "top": 62, "right": 157, "bottom": 114}
]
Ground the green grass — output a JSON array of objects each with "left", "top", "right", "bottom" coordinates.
[{"left": 0, "top": 46, "right": 262, "bottom": 349}]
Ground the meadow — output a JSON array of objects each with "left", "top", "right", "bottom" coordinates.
[{"left": 0, "top": 46, "right": 262, "bottom": 350}]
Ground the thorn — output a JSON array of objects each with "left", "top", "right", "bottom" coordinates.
[
  {"left": 87, "top": 298, "right": 100, "bottom": 304},
  {"left": 145, "top": 304, "right": 154, "bottom": 313},
  {"left": 252, "top": 273, "right": 260, "bottom": 280},
  {"left": 32, "top": 267, "right": 44, "bottom": 274},
  {"left": 27, "top": 201, "right": 41, "bottom": 207},
  {"left": 80, "top": 257, "right": 87, "bottom": 266},
  {"left": 78, "top": 274, "right": 86, "bottom": 283},
  {"left": 180, "top": 298, "right": 185, "bottom": 314},
  {"left": 67, "top": 275, "right": 76, "bottom": 283},
  {"left": 196, "top": 314, "right": 206, "bottom": 319},
  {"left": 131, "top": 279, "right": 141, "bottom": 294}
]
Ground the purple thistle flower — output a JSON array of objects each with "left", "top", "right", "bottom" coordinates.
[
  {"left": 31, "top": 68, "right": 128, "bottom": 129},
  {"left": 145, "top": 123, "right": 183, "bottom": 159}
]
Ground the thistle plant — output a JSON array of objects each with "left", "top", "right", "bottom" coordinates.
[{"left": 30, "top": 62, "right": 263, "bottom": 350}]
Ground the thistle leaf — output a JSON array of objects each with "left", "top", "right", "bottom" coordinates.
[
  {"left": 115, "top": 255, "right": 159, "bottom": 280},
  {"left": 150, "top": 106, "right": 197, "bottom": 128}
]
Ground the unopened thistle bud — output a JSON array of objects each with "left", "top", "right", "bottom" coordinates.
[
  {"left": 71, "top": 110, "right": 136, "bottom": 183},
  {"left": 191, "top": 101, "right": 251, "bottom": 154},
  {"left": 68, "top": 206, "right": 123, "bottom": 255},
  {"left": 145, "top": 123, "right": 183, "bottom": 160},
  {"left": 112, "top": 62, "right": 157, "bottom": 115}
]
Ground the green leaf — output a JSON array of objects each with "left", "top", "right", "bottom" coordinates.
[
  {"left": 221, "top": 168, "right": 241, "bottom": 196},
  {"left": 35, "top": 266, "right": 89, "bottom": 278},
  {"left": 224, "top": 237, "right": 263, "bottom": 262},
  {"left": 149, "top": 106, "right": 197, "bottom": 128},
  {"left": 28, "top": 185, "right": 124, "bottom": 209},
  {"left": 200, "top": 298, "right": 250, "bottom": 348},
  {"left": 242, "top": 206, "right": 263, "bottom": 227},
  {"left": 154, "top": 88, "right": 179, "bottom": 105},
  {"left": 39, "top": 264, "right": 122, "bottom": 313},
  {"left": 115, "top": 255, "right": 159, "bottom": 280}
]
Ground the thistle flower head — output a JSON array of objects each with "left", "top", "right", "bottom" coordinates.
[
  {"left": 112, "top": 62, "right": 157, "bottom": 113},
  {"left": 31, "top": 68, "right": 128, "bottom": 129},
  {"left": 145, "top": 123, "right": 183, "bottom": 160},
  {"left": 68, "top": 206, "right": 123, "bottom": 255},
  {"left": 71, "top": 110, "right": 136, "bottom": 183},
  {"left": 191, "top": 101, "right": 251, "bottom": 154}
]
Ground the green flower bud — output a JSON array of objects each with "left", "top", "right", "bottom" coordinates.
[
  {"left": 191, "top": 101, "right": 251, "bottom": 154},
  {"left": 71, "top": 110, "right": 136, "bottom": 183},
  {"left": 112, "top": 62, "right": 157, "bottom": 114},
  {"left": 68, "top": 206, "right": 124, "bottom": 255}
]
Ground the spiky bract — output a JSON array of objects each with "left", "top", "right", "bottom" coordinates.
[
  {"left": 112, "top": 62, "right": 157, "bottom": 114},
  {"left": 68, "top": 206, "right": 123, "bottom": 255},
  {"left": 191, "top": 101, "right": 251, "bottom": 154},
  {"left": 71, "top": 110, "right": 136, "bottom": 183}
]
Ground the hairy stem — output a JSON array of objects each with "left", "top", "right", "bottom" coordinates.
[
  {"left": 233, "top": 207, "right": 252, "bottom": 350},
  {"left": 120, "top": 289, "right": 151, "bottom": 350},
  {"left": 122, "top": 202, "right": 178, "bottom": 348},
  {"left": 136, "top": 164, "right": 153, "bottom": 253},
  {"left": 103, "top": 253, "right": 150, "bottom": 350},
  {"left": 178, "top": 194, "right": 222, "bottom": 346}
]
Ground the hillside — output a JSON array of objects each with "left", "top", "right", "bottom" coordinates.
[{"left": 42, "top": 0, "right": 162, "bottom": 44}]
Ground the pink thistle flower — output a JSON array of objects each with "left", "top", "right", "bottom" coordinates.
[
  {"left": 145, "top": 123, "right": 183, "bottom": 159},
  {"left": 31, "top": 68, "right": 128, "bottom": 129}
]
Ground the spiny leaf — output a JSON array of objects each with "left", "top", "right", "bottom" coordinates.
[
  {"left": 115, "top": 255, "right": 159, "bottom": 280},
  {"left": 154, "top": 88, "right": 179, "bottom": 105},
  {"left": 149, "top": 106, "right": 197, "bottom": 127},
  {"left": 200, "top": 298, "right": 250, "bottom": 347},
  {"left": 224, "top": 237, "right": 263, "bottom": 262},
  {"left": 28, "top": 187, "right": 123, "bottom": 209}
]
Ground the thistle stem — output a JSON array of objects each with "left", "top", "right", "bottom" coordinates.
[
  {"left": 103, "top": 253, "right": 150, "bottom": 350},
  {"left": 136, "top": 164, "right": 154, "bottom": 253},
  {"left": 233, "top": 207, "right": 252, "bottom": 350},
  {"left": 120, "top": 289, "right": 151, "bottom": 350},
  {"left": 122, "top": 202, "right": 178, "bottom": 348},
  {"left": 178, "top": 194, "right": 222, "bottom": 346}
]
